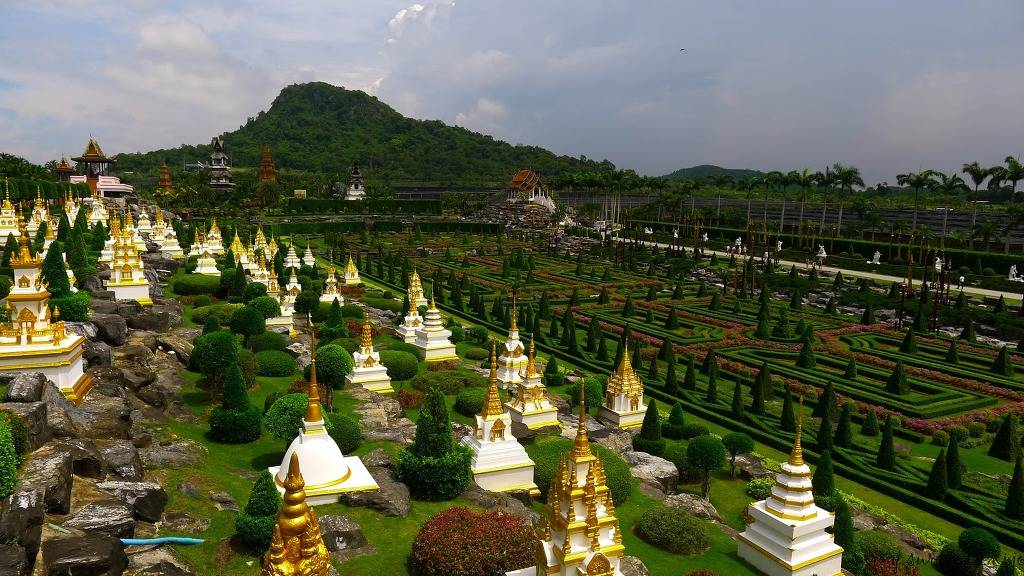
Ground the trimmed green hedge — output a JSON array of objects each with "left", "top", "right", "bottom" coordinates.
[
  {"left": 526, "top": 436, "right": 632, "bottom": 505},
  {"left": 174, "top": 274, "right": 222, "bottom": 296},
  {"left": 254, "top": 350, "right": 297, "bottom": 377}
]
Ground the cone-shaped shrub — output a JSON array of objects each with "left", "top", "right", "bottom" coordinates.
[
  {"left": 886, "top": 361, "right": 910, "bottom": 395},
  {"left": 946, "top": 436, "right": 962, "bottom": 490},
  {"left": 622, "top": 295, "right": 635, "bottom": 316},
  {"left": 780, "top": 393, "right": 796, "bottom": 432},
  {"left": 1006, "top": 456, "right": 1024, "bottom": 519},
  {"left": 959, "top": 317, "right": 976, "bottom": 342},
  {"left": 899, "top": 328, "right": 917, "bottom": 353},
  {"left": 751, "top": 365, "right": 767, "bottom": 416},
  {"left": 683, "top": 355, "right": 697, "bottom": 390},
  {"left": 789, "top": 291, "right": 802, "bottom": 310},
  {"left": 860, "top": 303, "right": 875, "bottom": 325},
  {"left": 796, "top": 337, "right": 816, "bottom": 368},
  {"left": 209, "top": 363, "right": 262, "bottom": 443},
  {"left": 834, "top": 402, "right": 853, "bottom": 449},
  {"left": 664, "top": 353, "right": 677, "bottom": 393},
  {"left": 772, "top": 307, "right": 792, "bottom": 339},
  {"left": 235, "top": 470, "right": 282, "bottom": 552},
  {"left": 992, "top": 345, "right": 1014, "bottom": 377},
  {"left": 945, "top": 340, "right": 960, "bottom": 364},
  {"left": 754, "top": 314, "right": 771, "bottom": 339},
  {"left": 812, "top": 449, "right": 835, "bottom": 497},
  {"left": 862, "top": 409, "right": 880, "bottom": 436},
  {"left": 816, "top": 409, "right": 833, "bottom": 452},
  {"left": 877, "top": 415, "right": 896, "bottom": 470},
  {"left": 989, "top": 414, "right": 1020, "bottom": 461},
  {"left": 702, "top": 350, "right": 717, "bottom": 374},
  {"left": 633, "top": 400, "right": 665, "bottom": 456},
  {"left": 927, "top": 449, "right": 949, "bottom": 499},
  {"left": 834, "top": 498, "right": 865, "bottom": 575},
  {"left": 665, "top": 308, "right": 679, "bottom": 330},
  {"left": 705, "top": 369, "right": 718, "bottom": 403},
  {"left": 397, "top": 389, "right": 473, "bottom": 501},
  {"left": 663, "top": 402, "right": 686, "bottom": 440},
  {"left": 843, "top": 358, "right": 858, "bottom": 379},
  {"left": 813, "top": 382, "right": 835, "bottom": 420},
  {"left": 730, "top": 379, "right": 745, "bottom": 420}
]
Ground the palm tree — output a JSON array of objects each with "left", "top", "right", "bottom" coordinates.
[
  {"left": 931, "top": 172, "right": 968, "bottom": 244},
  {"left": 814, "top": 168, "right": 834, "bottom": 241},
  {"left": 896, "top": 169, "right": 936, "bottom": 232},
  {"left": 741, "top": 176, "right": 760, "bottom": 224},
  {"left": 764, "top": 171, "right": 784, "bottom": 224},
  {"left": 962, "top": 162, "right": 991, "bottom": 249},
  {"left": 788, "top": 169, "right": 813, "bottom": 235},
  {"left": 830, "top": 163, "right": 864, "bottom": 237},
  {"left": 1003, "top": 157, "right": 1024, "bottom": 252},
  {"left": 973, "top": 216, "right": 999, "bottom": 251}
]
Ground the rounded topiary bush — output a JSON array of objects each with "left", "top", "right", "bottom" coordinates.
[
  {"left": 341, "top": 303, "right": 364, "bottom": 318},
  {"left": 174, "top": 274, "right": 221, "bottom": 295},
  {"left": 681, "top": 423, "right": 710, "bottom": 439},
  {"left": 326, "top": 413, "right": 362, "bottom": 453},
  {"left": 636, "top": 505, "right": 709, "bottom": 555},
  {"left": 255, "top": 350, "right": 297, "bottom": 377},
  {"left": 250, "top": 330, "right": 286, "bottom": 352},
  {"left": 463, "top": 347, "right": 489, "bottom": 361},
  {"left": 265, "top": 393, "right": 309, "bottom": 443},
  {"left": 248, "top": 296, "right": 282, "bottom": 320},
  {"left": 410, "top": 507, "right": 533, "bottom": 576},
  {"left": 934, "top": 542, "right": 972, "bottom": 576},
  {"left": 380, "top": 350, "right": 419, "bottom": 381},
  {"left": 302, "top": 344, "right": 354, "bottom": 389},
  {"left": 746, "top": 476, "right": 774, "bottom": 500},
  {"left": 410, "top": 371, "right": 485, "bottom": 395},
  {"left": 527, "top": 436, "right": 632, "bottom": 505},
  {"left": 209, "top": 404, "right": 262, "bottom": 444},
  {"left": 191, "top": 303, "right": 242, "bottom": 325},
  {"left": 454, "top": 388, "right": 487, "bottom": 417},
  {"left": 570, "top": 378, "right": 604, "bottom": 409},
  {"left": 383, "top": 341, "right": 421, "bottom": 355},
  {"left": 931, "top": 430, "right": 950, "bottom": 447},
  {"left": 193, "top": 295, "right": 212, "bottom": 308}
]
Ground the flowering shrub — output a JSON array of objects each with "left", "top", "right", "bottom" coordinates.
[
  {"left": 410, "top": 507, "right": 533, "bottom": 576},
  {"left": 398, "top": 389, "right": 424, "bottom": 410}
]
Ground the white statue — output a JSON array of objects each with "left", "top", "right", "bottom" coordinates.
[
  {"left": 867, "top": 251, "right": 881, "bottom": 265},
  {"left": 934, "top": 257, "right": 943, "bottom": 273},
  {"left": 702, "top": 232, "right": 708, "bottom": 243},
  {"left": 958, "top": 275, "right": 965, "bottom": 289},
  {"left": 643, "top": 226, "right": 653, "bottom": 235},
  {"left": 762, "top": 251, "right": 769, "bottom": 262},
  {"left": 735, "top": 236, "right": 743, "bottom": 247},
  {"left": 776, "top": 240, "right": 783, "bottom": 252},
  {"left": 673, "top": 228, "right": 679, "bottom": 239},
  {"left": 817, "top": 245, "right": 827, "bottom": 259},
  {"left": 1010, "top": 265, "right": 1020, "bottom": 282}
]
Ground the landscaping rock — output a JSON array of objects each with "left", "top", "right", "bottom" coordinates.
[
  {"left": 113, "top": 344, "right": 154, "bottom": 367},
  {"left": 620, "top": 556, "right": 650, "bottom": 576},
  {"left": 61, "top": 438, "right": 106, "bottom": 478},
  {"left": 0, "top": 543, "right": 28, "bottom": 576},
  {"left": 141, "top": 439, "right": 205, "bottom": 468},
  {"left": 664, "top": 493, "right": 722, "bottom": 522},
  {"left": 285, "top": 342, "right": 311, "bottom": 367},
  {"left": 155, "top": 335, "right": 193, "bottom": 366},
  {"left": 124, "top": 547, "right": 194, "bottom": 576},
  {"left": 5, "top": 372, "right": 46, "bottom": 402},
  {"left": 41, "top": 533, "right": 128, "bottom": 576},
  {"left": 319, "top": 514, "right": 374, "bottom": 562},
  {"left": 0, "top": 489, "right": 44, "bottom": 572},
  {"left": 40, "top": 381, "right": 79, "bottom": 437},
  {"left": 623, "top": 451, "right": 679, "bottom": 494},
  {"left": 0, "top": 402, "right": 51, "bottom": 451},
  {"left": 590, "top": 426, "right": 633, "bottom": 455},
  {"left": 90, "top": 313, "right": 129, "bottom": 346},
  {"left": 177, "top": 482, "right": 199, "bottom": 497},
  {"left": 126, "top": 331, "right": 158, "bottom": 351},
  {"left": 337, "top": 468, "right": 410, "bottom": 517},
  {"left": 99, "top": 441, "right": 145, "bottom": 481},
  {"left": 127, "top": 309, "right": 170, "bottom": 333},
  {"left": 160, "top": 510, "right": 210, "bottom": 535},
  {"left": 361, "top": 448, "right": 392, "bottom": 468},
  {"left": 734, "top": 453, "right": 771, "bottom": 479},
  {"left": 73, "top": 392, "right": 132, "bottom": 439},
  {"left": 97, "top": 481, "right": 168, "bottom": 522},
  {"left": 459, "top": 484, "right": 538, "bottom": 526},
  {"left": 209, "top": 491, "right": 239, "bottom": 512},
  {"left": 64, "top": 500, "right": 136, "bottom": 538},
  {"left": 16, "top": 445, "right": 73, "bottom": 513},
  {"left": 85, "top": 340, "right": 114, "bottom": 367}
]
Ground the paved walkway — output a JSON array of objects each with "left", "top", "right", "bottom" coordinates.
[{"left": 615, "top": 236, "right": 1024, "bottom": 302}]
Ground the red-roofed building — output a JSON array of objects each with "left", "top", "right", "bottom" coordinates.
[{"left": 505, "top": 169, "right": 555, "bottom": 213}]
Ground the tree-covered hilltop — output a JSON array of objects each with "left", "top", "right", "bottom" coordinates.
[
  {"left": 662, "top": 164, "right": 763, "bottom": 181},
  {"left": 113, "top": 82, "right": 614, "bottom": 185}
]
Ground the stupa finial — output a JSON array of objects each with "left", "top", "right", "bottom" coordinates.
[
  {"left": 789, "top": 395, "right": 805, "bottom": 467},
  {"left": 305, "top": 316, "right": 323, "bottom": 423},
  {"left": 481, "top": 339, "right": 504, "bottom": 419}
]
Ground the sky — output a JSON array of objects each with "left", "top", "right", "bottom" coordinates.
[{"left": 1, "top": 0, "right": 1023, "bottom": 184}]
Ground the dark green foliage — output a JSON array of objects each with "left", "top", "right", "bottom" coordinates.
[
  {"left": 250, "top": 331, "right": 286, "bottom": 352},
  {"left": 174, "top": 274, "right": 222, "bottom": 295},
  {"left": 1007, "top": 456, "right": 1024, "bottom": 519},
  {"left": 935, "top": 543, "right": 973, "bottom": 576},
  {"left": 304, "top": 345, "right": 354, "bottom": 389},
  {"left": 663, "top": 402, "right": 686, "bottom": 440},
  {"left": 0, "top": 414, "right": 17, "bottom": 498},
  {"left": 633, "top": 400, "right": 665, "bottom": 456},
  {"left": 254, "top": 350, "right": 297, "bottom": 377},
  {"left": 701, "top": 349, "right": 717, "bottom": 374},
  {"left": 860, "top": 303, "right": 875, "bottom": 325},
  {"left": 812, "top": 382, "right": 835, "bottom": 419},
  {"left": 730, "top": 379, "right": 745, "bottom": 420},
  {"left": 780, "top": 393, "right": 796, "bottom": 432},
  {"left": 230, "top": 305, "right": 266, "bottom": 345},
  {"left": 862, "top": 409, "right": 880, "bottom": 436},
  {"left": 928, "top": 449, "right": 949, "bottom": 499},
  {"left": 885, "top": 360, "right": 910, "bottom": 395},
  {"left": 326, "top": 413, "right": 362, "bottom": 453},
  {"left": 50, "top": 292, "right": 90, "bottom": 322},
  {"left": 946, "top": 340, "right": 960, "bottom": 364},
  {"left": 722, "top": 432, "right": 754, "bottom": 478},
  {"left": 816, "top": 409, "right": 833, "bottom": 452},
  {"left": 772, "top": 307, "right": 792, "bottom": 339},
  {"left": 202, "top": 315, "right": 221, "bottom": 334},
  {"left": 293, "top": 290, "right": 321, "bottom": 316},
  {"left": 750, "top": 366, "right": 766, "bottom": 416},
  {"left": 989, "top": 414, "right": 1020, "bottom": 461},
  {"left": 235, "top": 470, "right": 281, "bottom": 552},
  {"left": 209, "top": 363, "right": 262, "bottom": 443},
  {"left": 958, "top": 527, "right": 1001, "bottom": 575},
  {"left": 664, "top": 352, "right": 677, "bottom": 393},
  {"left": 527, "top": 438, "right": 632, "bottom": 505},
  {"left": 995, "top": 558, "right": 1017, "bottom": 576},
  {"left": 842, "top": 358, "right": 858, "bottom": 380},
  {"left": 686, "top": 435, "right": 726, "bottom": 499},
  {"left": 380, "top": 350, "right": 419, "bottom": 381},
  {"left": 946, "top": 436, "right": 962, "bottom": 490},
  {"left": 877, "top": 414, "right": 896, "bottom": 470},
  {"left": 812, "top": 449, "right": 835, "bottom": 498},
  {"left": 40, "top": 241, "right": 71, "bottom": 296},
  {"left": 397, "top": 389, "right": 473, "bottom": 501},
  {"left": 665, "top": 308, "right": 679, "bottom": 330},
  {"left": 789, "top": 290, "right": 802, "bottom": 310},
  {"left": 960, "top": 317, "right": 977, "bottom": 342},
  {"left": 635, "top": 506, "right": 709, "bottom": 555},
  {"left": 828, "top": 399, "right": 850, "bottom": 446},
  {"left": 571, "top": 379, "right": 604, "bottom": 410},
  {"left": 705, "top": 369, "right": 718, "bottom": 403},
  {"left": 993, "top": 345, "right": 1014, "bottom": 377},
  {"left": 754, "top": 313, "right": 771, "bottom": 339},
  {"left": 453, "top": 388, "right": 487, "bottom": 417},
  {"left": 833, "top": 498, "right": 864, "bottom": 574},
  {"left": 190, "top": 330, "right": 240, "bottom": 388},
  {"left": 899, "top": 328, "right": 917, "bottom": 353},
  {"left": 796, "top": 337, "right": 816, "bottom": 368},
  {"left": 264, "top": 393, "right": 309, "bottom": 443},
  {"left": 683, "top": 355, "right": 696, "bottom": 390},
  {"left": 622, "top": 295, "right": 635, "bottom": 316},
  {"left": 645, "top": 356, "right": 658, "bottom": 379}
]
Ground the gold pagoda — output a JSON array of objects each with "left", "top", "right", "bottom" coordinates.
[
  {"left": 343, "top": 254, "right": 360, "bottom": 285},
  {"left": 260, "top": 453, "right": 332, "bottom": 576},
  {"left": 506, "top": 339, "right": 560, "bottom": 431},
  {"left": 596, "top": 342, "right": 648, "bottom": 430},
  {"left": 258, "top": 144, "right": 278, "bottom": 183}
]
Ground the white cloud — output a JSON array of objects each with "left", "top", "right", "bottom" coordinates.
[{"left": 455, "top": 97, "right": 507, "bottom": 134}]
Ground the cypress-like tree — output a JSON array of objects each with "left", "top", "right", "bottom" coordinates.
[
  {"left": 860, "top": 303, "right": 875, "bottom": 325},
  {"left": 899, "top": 328, "right": 918, "bottom": 353},
  {"left": 834, "top": 498, "right": 865, "bottom": 575},
  {"left": 813, "top": 382, "right": 835, "bottom": 420},
  {"left": 1006, "top": 455, "right": 1024, "bottom": 519},
  {"left": 927, "top": 449, "right": 949, "bottom": 499},
  {"left": 816, "top": 409, "right": 833, "bottom": 452},
  {"left": 834, "top": 401, "right": 853, "bottom": 448},
  {"left": 598, "top": 286, "right": 610, "bottom": 304},
  {"left": 789, "top": 290, "right": 802, "bottom": 310},
  {"left": 209, "top": 362, "right": 261, "bottom": 443},
  {"left": 235, "top": 469, "right": 282, "bottom": 551},
  {"left": 672, "top": 281, "right": 684, "bottom": 299},
  {"left": 658, "top": 339, "right": 672, "bottom": 361},
  {"left": 665, "top": 308, "right": 679, "bottom": 330},
  {"left": 683, "top": 355, "right": 697, "bottom": 390},
  {"left": 664, "top": 353, "right": 677, "bottom": 393},
  {"left": 646, "top": 356, "right": 659, "bottom": 379},
  {"left": 538, "top": 291, "right": 550, "bottom": 320},
  {"left": 843, "top": 358, "right": 858, "bottom": 379},
  {"left": 946, "top": 340, "right": 960, "bottom": 364},
  {"left": 989, "top": 414, "right": 1021, "bottom": 461},
  {"left": 993, "top": 345, "right": 1014, "bottom": 377},
  {"left": 632, "top": 399, "right": 665, "bottom": 456},
  {"left": 705, "top": 369, "right": 718, "bottom": 403},
  {"left": 960, "top": 317, "right": 976, "bottom": 342},
  {"left": 40, "top": 240, "right": 71, "bottom": 297},
  {"left": 862, "top": 409, "right": 880, "bottom": 436},
  {"left": 622, "top": 295, "right": 635, "bottom": 317},
  {"left": 824, "top": 296, "right": 837, "bottom": 314},
  {"left": 812, "top": 449, "right": 835, "bottom": 497},
  {"left": 995, "top": 558, "right": 1018, "bottom": 576},
  {"left": 548, "top": 316, "right": 559, "bottom": 339},
  {"left": 596, "top": 336, "right": 609, "bottom": 361},
  {"left": 702, "top": 350, "right": 717, "bottom": 374},
  {"left": 877, "top": 414, "right": 896, "bottom": 470},
  {"left": 772, "top": 306, "right": 792, "bottom": 338},
  {"left": 730, "top": 379, "right": 745, "bottom": 419},
  {"left": 631, "top": 343, "right": 642, "bottom": 368},
  {"left": 886, "top": 360, "right": 910, "bottom": 395},
  {"left": 946, "top": 435, "right": 962, "bottom": 490},
  {"left": 751, "top": 366, "right": 766, "bottom": 416},
  {"left": 995, "top": 295, "right": 1007, "bottom": 314},
  {"left": 663, "top": 402, "right": 686, "bottom": 439},
  {"left": 780, "top": 393, "right": 796, "bottom": 432},
  {"left": 586, "top": 319, "right": 600, "bottom": 353},
  {"left": 754, "top": 313, "right": 771, "bottom": 339},
  {"left": 796, "top": 337, "right": 816, "bottom": 368}
]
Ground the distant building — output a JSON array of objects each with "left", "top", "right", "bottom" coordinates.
[
  {"left": 70, "top": 137, "right": 133, "bottom": 197},
  {"left": 293, "top": 189, "right": 306, "bottom": 199},
  {"left": 344, "top": 162, "right": 365, "bottom": 200},
  {"left": 53, "top": 155, "right": 75, "bottom": 182},
  {"left": 156, "top": 162, "right": 174, "bottom": 196},
  {"left": 208, "top": 135, "right": 235, "bottom": 191},
  {"left": 258, "top": 144, "right": 277, "bottom": 183},
  {"left": 506, "top": 169, "right": 555, "bottom": 213}
]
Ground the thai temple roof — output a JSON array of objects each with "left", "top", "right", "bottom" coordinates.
[
  {"left": 72, "top": 137, "right": 114, "bottom": 163},
  {"left": 606, "top": 342, "right": 644, "bottom": 397},
  {"left": 507, "top": 168, "right": 541, "bottom": 192}
]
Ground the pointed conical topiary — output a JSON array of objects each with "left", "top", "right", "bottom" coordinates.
[
  {"left": 633, "top": 400, "right": 665, "bottom": 456},
  {"left": 664, "top": 353, "right": 677, "bottom": 394},
  {"left": 816, "top": 409, "right": 833, "bottom": 452},
  {"left": 683, "top": 355, "right": 697, "bottom": 390},
  {"left": 751, "top": 364, "right": 767, "bottom": 415},
  {"left": 663, "top": 402, "right": 686, "bottom": 440},
  {"left": 927, "top": 448, "right": 949, "bottom": 499},
  {"left": 834, "top": 401, "right": 853, "bottom": 448},
  {"left": 780, "top": 393, "right": 796, "bottom": 432},
  {"left": 1006, "top": 455, "right": 1024, "bottom": 519},
  {"left": 813, "top": 382, "right": 835, "bottom": 420},
  {"left": 993, "top": 345, "right": 1014, "bottom": 377},
  {"left": 946, "top": 435, "right": 962, "bottom": 490},
  {"left": 834, "top": 497, "right": 865, "bottom": 575},
  {"left": 702, "top": 349, "right": 717, "bottom": 374},
  {"left": 843, "top": 358, "right": 858, "bottom": 379},
  {"left": 705, "top": 369, "right": 718, "bottom": 403},
  {"left": 877, "top": 415, "right": 896, "bottom": 470},
  {"left": 812, "top": 449, "right": 835, "bottom": 498},
  {"left": 989, "top": 414, "right": 1021, "bottom": 461},
  {"left": 959, "top": 317, "right": 976, "bottom": 342},
  {"left": 886, "top": 361, "right": 910, "bottom": 395},
  {"left": 945, "top": 340, "right": 960, "bottom": 364},
  {"left": 731, "top": 379, "right": 745, "bottom": 420},
  {"left": 665, "top": 308, "right": 679, "bottom": 330},
  {"left": 862, "top": 409, "right": 880, "bottom": 437},
  {"left": 899, "top": 328, "right": 918, "bottom": 353},
  {"left": 772, "top": 307, "right": 792, "bottom": 339},
  {"left": 860, "top": 303, "right": 875, "bottom": 325},
  {"left": 796, "top": 337, "right": 816, "bottom": 368},
  {"left": 235, "top": 469, "right": 282, "bottom": 551},
  {"left": 754, "top": 313, "right": 771, "bottom": 339}
]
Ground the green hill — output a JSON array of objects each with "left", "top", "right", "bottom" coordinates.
[
  {"left": 113, "top": 82, "right": 613, "bottom": 184},
  {"left": 662, "top": 164, "right": 763, "bottom": 181}
]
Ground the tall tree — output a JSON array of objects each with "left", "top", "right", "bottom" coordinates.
[
  {"left": 962, "top": 162, "right": 991, "bottom": 250},
  {"left": 896, "top": 169, "right": 936, "bottom": 231}
]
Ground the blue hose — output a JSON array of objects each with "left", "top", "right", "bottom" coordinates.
[{"left": 120, "top": 537, "right": 206, "bottom": 546}]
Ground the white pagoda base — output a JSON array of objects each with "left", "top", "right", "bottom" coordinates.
[
  {"left": 267, "top": 314, "right": 295, "bottom": 336},
  {"left": 507, "top": 402, "right": 561, "bottom": 431},
  {"left": 497, "top": 362, "right": 525, "bottom": 391},
  {"left": 597, "top": 404, "right": 646, "bottom": 430},
  {"left": 269, "top": 423, "right": 378, "bottom": 506},
  {"left": 737, "top": 502, "right": 844, "bottom": 576},
  {"left": 160, "top": 242, "right": 184, "bottom": 259},
  {"left": 320, "top": 293, "right": 343, "bottom": 305},
  {"left": 345, "top": 365, "right": 393, "bottom": 394},
  {"left": 416, "top": 337, "right": 457, "bottom": 362},
  {"left": 195, "top": 259, "right": 220, "bottom": 275},
  {"left": 107, "top": 282, "right": 153, "bottom": 306},
  {"left": 462, "top": 433, "right": 539, "bottom": 495},
  {"left": 0, "top": 337, "right": 93, "bottom": 404},
  {"left": 397, "top": 314, "right": 421, "bottom": 343}
]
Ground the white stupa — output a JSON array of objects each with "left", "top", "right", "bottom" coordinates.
[
  {"left": 302, "top": 246, "right": 315, "bottom": 268},
  {"left": 63, "top": 190, "right": 80, "bottom": 224},
  {"left": 104, "top": 228, "right": 152, "bottom": 305},
  {"left": 87, "top": 191, "right": 109, "bottom": 228},
  {"left": 154, "top": 212, "right": 184, "bottom": 258},
  {"left": 0, "top": 183, "right": 19, "bottom": 244},
  {"left": 283, "top": 245, "right": 301, "bottom": 270},
  {"left": 407, "top": 269, "right": 427, "bottom": 308},
  {"left": 98, "top": 215, "right": 121, "bottom": 264},
  {"left": 346, "top": 318, "right": 392, "bottom": 394},
  {"left": 282, "top": 268, "right": 301, "bottom": 308},
  {"left": 265, "top": 269, "right": 295, "bottom": 334},
  {"left": 414, "top": 292, "right": 457, "bottom": 362},
  {"left": 136, "top": 210, "right": 152, "bottom": 233},
  {"left": 0, "top": 217, "right": 93, "bottom": 403},
  {"left": 497, "top": 296, "right": 527, "bottom": 390},
  {"left": 42, "top": 220, "right": 56, "bottom": 252},
  {"left": 252, "top": 256, "right": 271, "bottom": 287},
  {"left": 462, "top": 341, "right": 538, "bottom": 495},
  {"left": 205, "top": 218, "right": 225, "bottom": 255},
  {"left": 737, "top": 402, "right": 844, "bottom": 576},
  {"left": 396, "top": 281, "right": 423, "bottom": 344},
  {"left": 597, "top": 342, "right": 648, "bottom": 430},
  {"left": 195, "top": 250, "right": 220, "bottom": 276},
  {"left": 506, "top": 339, "right": 560, "bottom": 431},
  {"left": 320, "top": 265, "right": 342, "bottom": 304},
  {"left": 343, "top": 254, "right": 360, "bottom": 285},
  {"left": 26, "top": 189, "right": 48, "bottom": 235},
  {"left": 269, "top": 330, "right": 378, "bottom": 505}
]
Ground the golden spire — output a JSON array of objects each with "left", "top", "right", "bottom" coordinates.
[
  {"left": 572, "top": 361, "right": 593, "bottom": 460},
  {"left": 524, "top": 338, "right": 540, "bottom": 378},
  {"left": 429, "top": 287, "right": 437, "bottom": 310},
  {"left": 509, "top": 290, "right": 519, "bottom": 331},
  {"left": 261, "top": 453, "right": 331, "bottom": 576},
  {"left": 788, "top": 396, "right": 805, "bottom": 467},
  {"left": 2, "top": 178, "right": 11, "bottom": 211},
  {"left": 606, "top": 340, "right": 643, "bottom": 397},
  {"left": 360, "top": 317, "right": 373, "bottom": 353},
  {"left": 481, "top": 339, "right": 504, "bottom": 419},
  {"left": 304, "top": 318, "right": 323, "bottom": 423},
  {"left": 10, "top": 214, "right": 39, "bottom": 266}
]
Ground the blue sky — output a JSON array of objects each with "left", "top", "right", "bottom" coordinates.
[{"left": 1, "top": 1, "right": 1023, "bottom": 183}]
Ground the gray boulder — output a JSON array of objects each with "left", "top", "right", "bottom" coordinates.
[
  {"left": 60, "top": 438, "right": 106, "bottom": 478},
  {"left": 72, "top": 392, "right": 131, "bottom": 439},
  {"left": 0, "top": 402, "right": 51, "bottom": 451},
  {"left": 159, "top": 510, "right": 210, "bottom": 535},
  {"left": 41, "top": 533, "right": 128, "bottom": 576},
  {"left": 620, "top": 556, "right": 650, "bottom": 576},
  {"left": 623, "top": 451, "right": 679, "bottom": 494},
  {"left": 0, "top": 543, "right": 28, "bottom": 576},
  {"left": 319, "top": 514, "right": 373, "bottom": 562},
  {"left": 155, "top": 335, "right": 193, "bottom": 366},
  {"left": 40, "top": 381, "right": 79, "bottom": 437},
  {"left": 81, "top": 275, "right": 113, "bottom": 298},
  {"left": 124, "top": 547, "right": 193, "bottom": 576},
  {"left": 338, "top": 468, "right": 410, "bottom": 517},
  {"left": 0, "top": 489, "right": 44, "bottom": 573},
  {"left": 140, "top": 440, "right": 205, "bottom": 468},
  {"left": 590, "top": 426, "right": 634, "bottom": 455},
  {"left": 99, "top": 441, "right": 145, "bottom": 481},
  {"left": 459, "top": 484, "right": 538, "bottom": 526},
  {"left": 97, "top": 481, "right": 167, "bottom": 522},
  {"left": 126, "top": 309, "right": 170, "bottom": 333},
  {"left": 5, "top": 373, "right": 47, "bottom": 402},
  {"left": 90, "top": 313, "right": 129, "bottom": 345},
  {"left": 85, "top": 340, "right": 114, "bottom": 367},
  {"left": 16, "top": 445, "right": 73, "bottom": 514},
  {"left": 64, "top": 500, "right": 136, "bottom": 538},
  {"left": 664, "top": 492, "right": 721, "bottom": 522},
  {"left": 209, "top": 491, "right": 238, "bottom": 512}
]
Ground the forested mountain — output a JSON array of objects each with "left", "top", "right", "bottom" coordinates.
[
  {"left": 662, "top": 164, "right": 763, "bottom": 181},
  {"left": 113, "top": 82, "right": 613, "bottom": 184}
]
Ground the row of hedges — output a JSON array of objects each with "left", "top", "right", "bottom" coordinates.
[{"left": 281, "top": 198, "right": 442, "bottom": 215}]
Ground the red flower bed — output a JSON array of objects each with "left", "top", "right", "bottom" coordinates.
[{"left": 410, "top": 507, "right": 534, "bottom": 576}]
